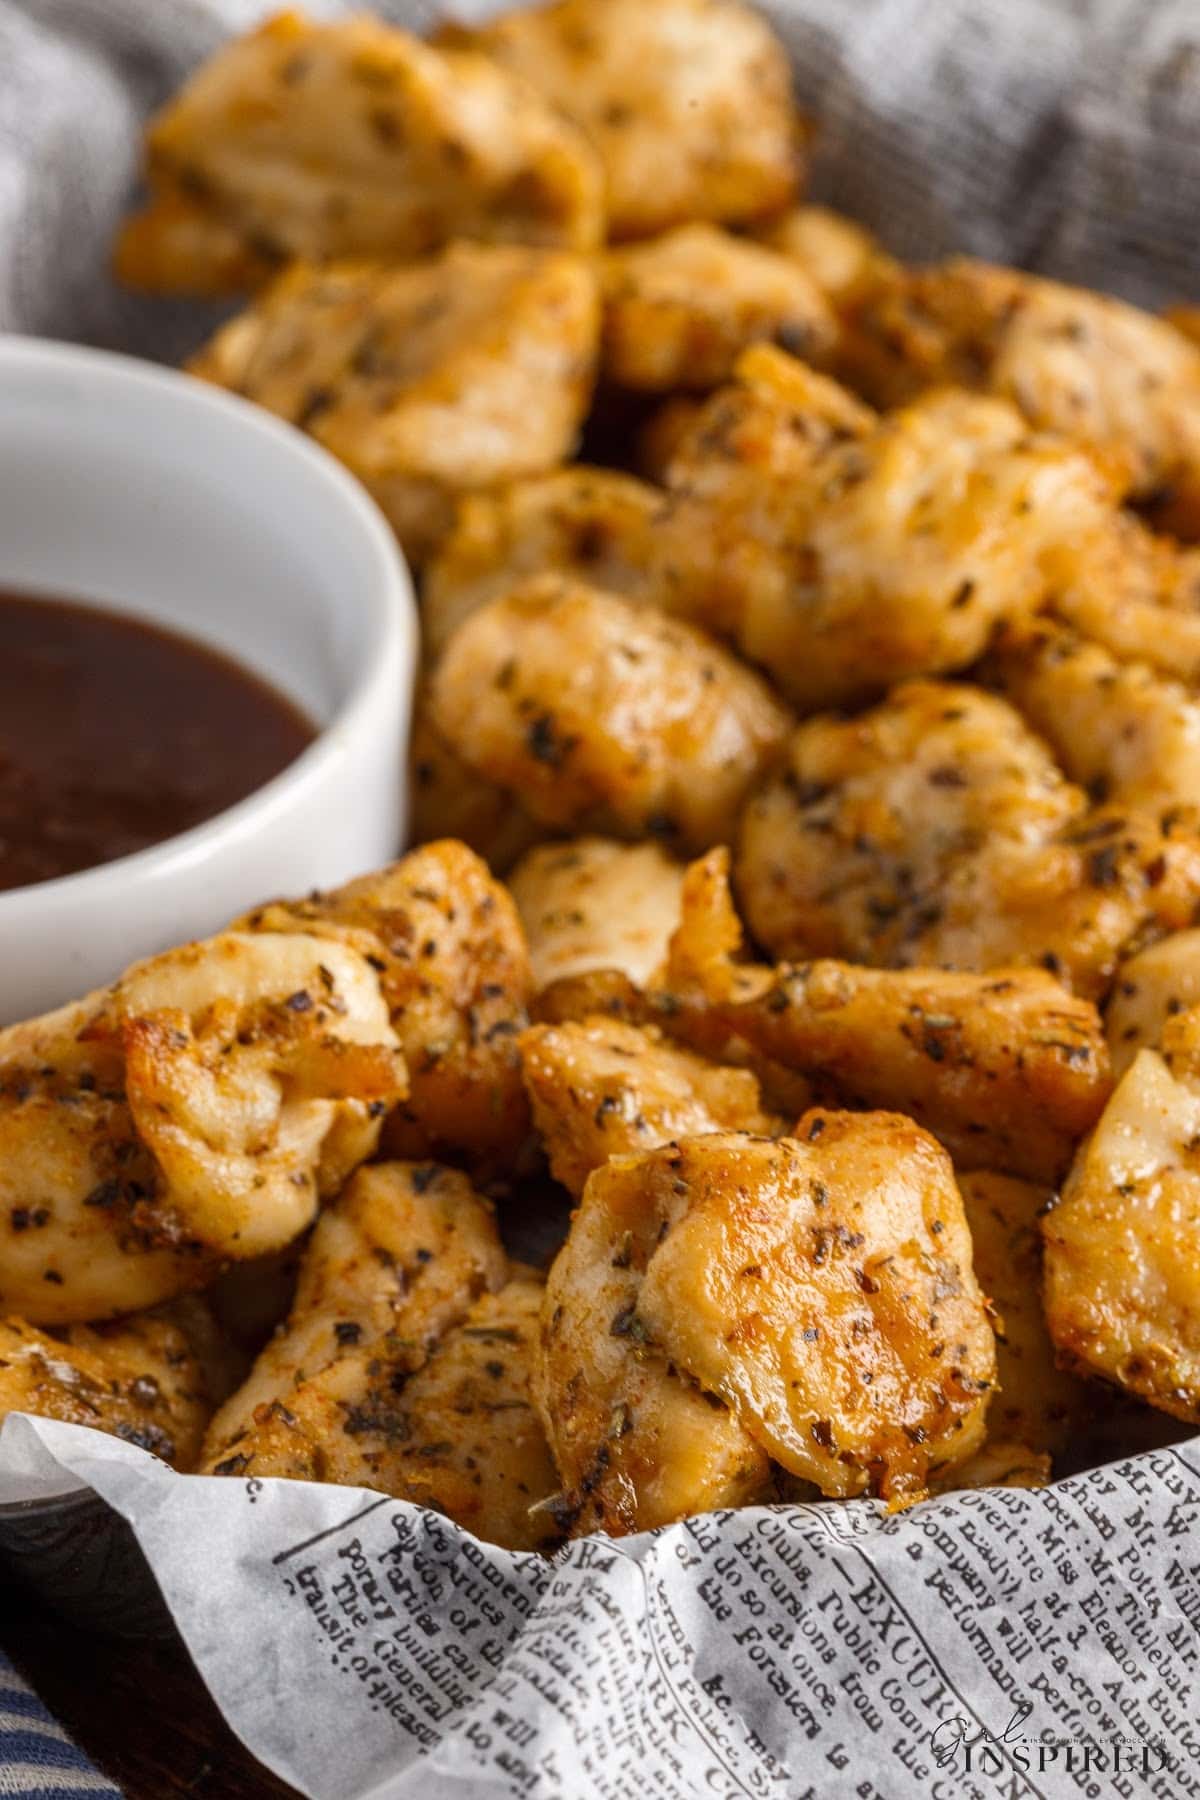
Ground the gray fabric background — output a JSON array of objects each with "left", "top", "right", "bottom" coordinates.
[{"left": 1, "top": 0, "right": 1198, "bottom": 366}]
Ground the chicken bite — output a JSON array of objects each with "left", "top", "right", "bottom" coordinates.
[
  {"left": 737, "top": 678, "right": 1200, "bottom": 998},
  {"left": 751, "top": 206, "right": 899, "bottom": 309},
  {"left": 189, "top": 245, "right": 599, "bottom": 559},
  {"left": 1043, "top": 1005, "right": 1200, "bottom": 1423},
  {"left": 651, "top": 350, "right": 1109, "bottom": 708},
  {"left": 440, "top": 0, "right": 802, "bottom": 240},
  {"left": 843, "top": 259, "right": 1200, "bottom": 534},
  {"left": 520, "top": 1015, "right": 775, "bottom": 1196},
  {"left": 422, "top": 469, "right": 662, "bottom": 662},
  {"left": 661, "top": 849, "right": 1109, "bottom": 1183},
  {"left": 985, "top": 622, "right": 1200, "bottom": 816},
  {"left": 955, "top": 1170, "right": 1090, "bottom": 1458},
  {"left": 538, "top": 1121, "right": 995, "bottom": 1528},
  {"left": 203, "top": 1162, "right": 558, "bottom": 1548},
  {"left": 115, "top": 10, "right": 602, "bottom": 294},
  {"left": 0, "top": 933, "right": 403, "bottom": 1326},
  {"left": 1106, "top": 930, "right": 1200, "bottom": 1078},
  {"left": 430, "top": 575, "right": 792, "bottom": 853},
  {"left": 737, "top": 679, "right": 1080, "bottom": 962},
  {"left": 600, "top": 224, "right": 836, "bottom": 392},
  {"left": 509, "top": 837, "right": 685, "bottom": 996},
  {"left": 238, "top": 841, "right": 533, "bottom": 1174},
  {"left": 1045, "top": 508, "right": 1200, "bottom": 687},
  {"left": 0, "top": 1303, "right": 218, "bottom": 1471},
  {"left": 203, "top": 1160, "right": 506, "bottom": 1458}
]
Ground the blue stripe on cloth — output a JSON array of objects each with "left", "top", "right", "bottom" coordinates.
[{"left": 0, "top": 1648, "right": 120, "bottom": 1799}]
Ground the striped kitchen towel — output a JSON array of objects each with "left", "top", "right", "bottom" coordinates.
[{"left": 0, "top": 1649, "right": 119, "bottom": 1799}]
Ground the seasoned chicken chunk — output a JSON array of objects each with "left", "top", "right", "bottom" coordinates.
[
  {"left": 600, "top": 225, "right": 835, "bottom": 392},
  {"left": 203, "top": 1160, "right": 506, "bottom": 1457},
  {"left": 520, "top": 1015, "right": 774, "bottom": 1196},
  {"left": 539, "top": 1121, "right": 994, "bottom": 1527},
  {"left": 431, "top": 576, "right": 792, "bottom": 853},
  {"left": 956, "top": 1170, "right": 1090, "bottom": 1457},
  {"left": 1043, "top": 1006, "right": 1200, "bottom": 1422},
  {"left": 752, "top": 206, "right": 898, "bottom": 309},
  {"left": 1106, "top": 931, "right": 1200, "bottom": 1078},
  {"left": 422, "top": 468, "right": 661, "bottom": 661},
  {"left": 189, "top": 245, "right": 599, "bottom": 558},
  {"left": 986, "top": 622, "right": 1200, "bottom": 815},
  {"left": 652, "top": 350, "right": 1109, "bottom": 708},
  {"left": 204, "top": 1163, "right": 558, "bottom": 1547},
  {"left": 115, "top": 10, "right": 602, "bottom": 294},
  {"left": 917, "top": 813, "right": 1200, "bottom": 1003},
  {"left": 738, "top": 679, "right": 1200, "bottom": 998},
  {"left": 440, "top": 0, "right": 802, "bottom": 240},
  {"left": 1044, "top": 508, "right": 1200, "bottom": 687},
  {"left": 844, "top": 259, "right": 1200, "bottom": 534},
  {"left": 409, "top": 702, "right": 544, "bottom": 874},
  {"left": 535, "top": 1158, "right": 773, "bottom": 1536},
  {"left": 0, "top": 1304, "right": 217, "bottom": 1471},
  {"left": 738, "top": 679, "right": 1080, "bottom": 962},
  {"left": 0, "top": 933, "right": 403, "bottom": 1326},
  {"left": 239, "top": 842, "right": 533, "bottom": 1173},
  {"left": 661, "top": 850, "right": 1109, "bottom": 1183},
  {"left": 509, "top": 837, "right": 685, "bottom": 994}
]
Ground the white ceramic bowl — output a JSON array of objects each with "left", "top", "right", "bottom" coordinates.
[{"left": 0, "top": 336, "right": 417, "bottom": 1025}]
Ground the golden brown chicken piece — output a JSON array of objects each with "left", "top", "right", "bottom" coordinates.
[
  {"left": 650, "top": 348, "right": 1110, "bottom": 708},
  {"left": 1045, "top": 509, "right": 1200, "bottom": 687},
  {"left": 600, "top": 225, "right": 836, "bottom": 392},
  {"left": 737, "top": 678, "right": 1080, "bottom": 962},
  {"left": 0, "top": 933, "right": 403, "bottom": 1327},
  {"left": 203, "top": 1161, "right": 506, "bottom": 1457},
  {"left": 421, "top": 468, "right": 662, "bottom": 662},
  {"left": 985, "top": 622, "right": 1200, "bottom": 815},
  {"left": 534, "top": 1155, "right": 773, "bottom": 1536},
  {"left": 440, "top": 0, "right": 802, "bottom": 241},
  {"left": 408, "top": 702, "right": 544, "bottom": 874},
  {"left": 509, "top": 837, "right": 685, "bottom": 996},
  {"left": 751, "top": 205, "right": 899, "bottom": 309},
  {"left": 737, "top": 678, "right": 1200, "bottom": 998},
  {"left": 189, "top": 245, "right": 599, "bottom": 559},
  {"left": 661, "top": 849, "right": 1110, "bottom": 1183},
  {"left": 204, "top": 1163, "right": 557, "bottom": 1549},
  {"left": 955, "top": 1170, "right": 1091, "bottom": 1458},
  {"left": 1105, "top": 929, "right": 1200, "bottom": 1078},
  {"left": 238, "top": 841, "right": 533, "bottom": 1174},
  {"left": 538, "top": 1120, "right": 994, "bottom": 1529},
  {"left": 843, "top": 258, "right": 1200, "bottom": 534},
  {"left": 0, "top": 1304, "right": 217, "bottom": 1470},
  {"left": 430, "top": 575, "right": 792, "bottom": 854},
  {"left": 520, "top": 1015, "right": 775, "bottom": 1196},
  {"left": 115, "top": 10, "right": 602, "bottom": 294},
  {"left": 1043, "top": 1004, "right": 1200, "bottom": 1423}
]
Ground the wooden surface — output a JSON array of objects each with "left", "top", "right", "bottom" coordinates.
[{"left": 1, "top": 1586, "right": 298, "bottom": 1798}]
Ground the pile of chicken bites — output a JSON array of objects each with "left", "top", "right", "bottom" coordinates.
[{"left": 6, "top": 0, "right": 1200, "bottom": 1547}]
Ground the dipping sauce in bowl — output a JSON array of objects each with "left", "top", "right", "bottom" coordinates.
[{"left": 0, "top": 590, "right": 316, "bottom": 892}]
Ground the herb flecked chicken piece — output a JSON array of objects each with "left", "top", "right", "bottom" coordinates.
[
  {"left": 536, "top": 1119, "right": 996, "bottom": 1531},
  {"left": 116, "top": 9, "right": 603, "bottom": 294},
  {"left": 203, "top": 1161, "right": 559, "bottom": 1550},
  {"left": 0, "top": 931, "right": 404, "bottom": 1325},
  {"left": 736, "top": 677, "right": 1200, "bottom": 1001}
]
